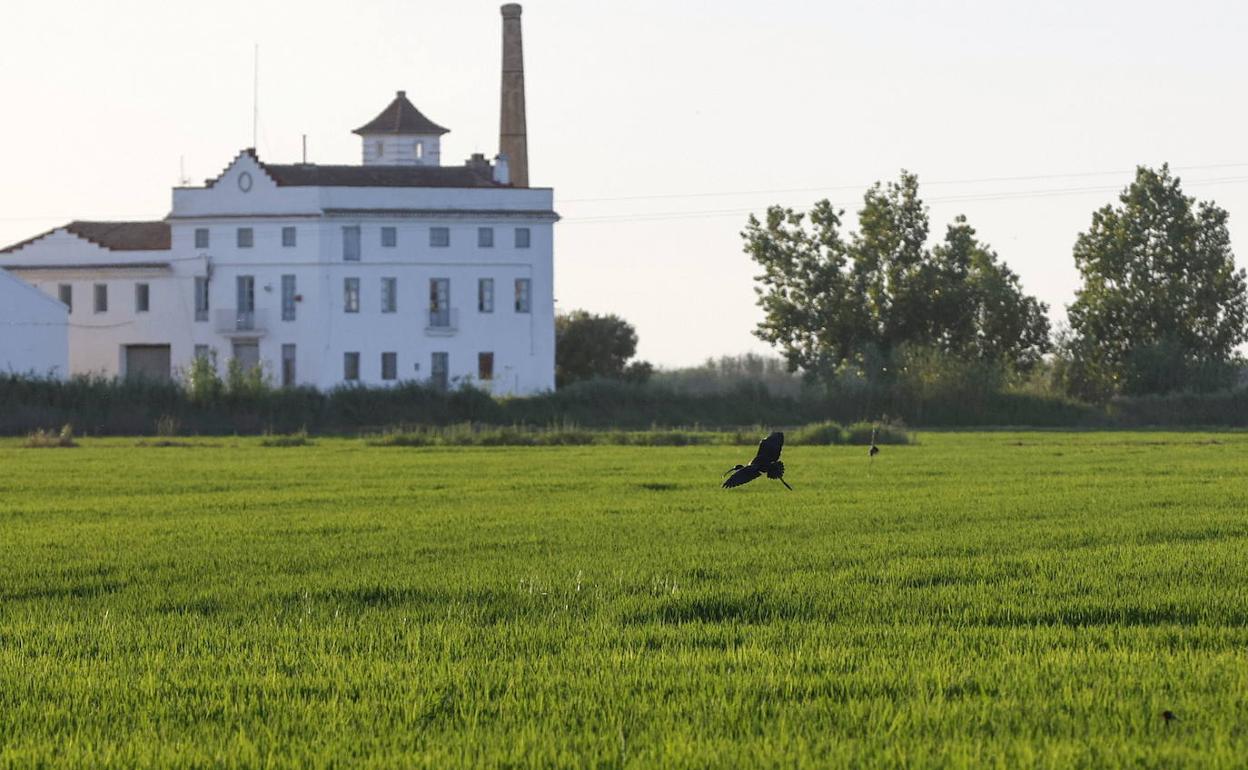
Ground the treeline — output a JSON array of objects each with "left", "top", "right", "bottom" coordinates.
[
  {"left": 3, "top": 371, "right": 1247, "bottom": 437},
  {"left": 744, "top": 165, "right": 1248, "bottom": 402}
]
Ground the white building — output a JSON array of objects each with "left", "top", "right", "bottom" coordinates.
[
  {"left": 0, "top": 5, "right": 554, "bottom": 395},
  {"left": 0, "top": 268, "right": 68, "bottom": 377}
]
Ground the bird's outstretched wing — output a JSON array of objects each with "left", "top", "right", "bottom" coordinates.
[
  {"left": 722, "top": 465, "right": 762, "bottom": 489},
  {"left": 751, "top": 431, "right": 784, "bottom": 466}
]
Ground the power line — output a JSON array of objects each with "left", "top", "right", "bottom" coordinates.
[
  {"left": 559, "top": 174, "right": 1248, "bottom": 225},
  {"left": 7, "top": 163, "right": 1248, "bottom": 228},
  {"left": 557, "top": 161, "right": 1248, "bottom": 204}
]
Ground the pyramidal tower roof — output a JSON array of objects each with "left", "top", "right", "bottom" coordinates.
[{"left": 353, "top": 91, "right": 450, "bottom": 136}]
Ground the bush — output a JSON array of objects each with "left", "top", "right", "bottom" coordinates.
[
  {"left": 25, "top": 424, "right": 77, "bottom": 448},
  {"left": 3, "top": 371, "right": 1247, "bottom": 436},
  {"left": 789, "top": 421, "right": 845, "bottom": 446},
  {"left": 261, "top": 430, "right": 312, "bottom": 447},
  {"left": 186, "top": 352, "right": 223, "bottom": 403},
  {"left": 844, "top": 421, "right": 910, "bottom": 445},
  {"left": 226, "top": 359, "right": 270, "bottom": 399},
  {"left": 650, "top": 354, "right": 808, "bottom": 398},
  {"left": 1107, "top": 389, "right": 1248, "bottom": 427}
]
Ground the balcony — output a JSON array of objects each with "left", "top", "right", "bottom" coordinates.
[
  {"left": 425, "top": 307, "right": 459, "bottom": 336},
  {"left": 214, "top": 309, "right": 269, "bottom": 336}
]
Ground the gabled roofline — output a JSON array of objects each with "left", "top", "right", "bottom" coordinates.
[
  {"left": 0, "top": 225, "right": 62, "bottom": 255},
  {"left": 204, "top": 147, "right": 278, "bottom": 189},
  {"left": 0, "top": 220, "right": 171, "bottom": 255}
]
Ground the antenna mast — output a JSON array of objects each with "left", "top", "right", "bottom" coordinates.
[{"left": 252, "top": 44, "right": 259, "bottom": 149}]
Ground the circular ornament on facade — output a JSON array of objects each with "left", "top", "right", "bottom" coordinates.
[{"left": 238, "top": 172, "right": 253, "bottom": 192}]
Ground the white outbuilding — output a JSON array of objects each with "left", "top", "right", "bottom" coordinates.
[{"left": 0, "top": 268, "right": 68, "bottom": 378}]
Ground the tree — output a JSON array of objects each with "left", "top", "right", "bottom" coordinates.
[
  {"left": 1064, "top": 165, "right": 1248, "bottom": 398},
  {"left": 935, "top": 216, "right": 1050, "bottom": 370},
  {"left": 745, "top": 200, "right": 863, "bottom": 378},
  {"left": 850, "top": 171, "right": 939, "bottom": 354},
  {"left": 745, "top": 171, "right": 1050, "bottom": 382},
  {"left": 555, "top": 310, "right": 652, "bottom": 387}
]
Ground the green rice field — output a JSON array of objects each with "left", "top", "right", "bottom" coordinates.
[{"left": 2, "top": 432, "right": 1246, "bottom": 768}]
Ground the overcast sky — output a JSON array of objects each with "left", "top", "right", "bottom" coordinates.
[{"left": 2, "top": 0, "right": 1246, "bottom": 367}]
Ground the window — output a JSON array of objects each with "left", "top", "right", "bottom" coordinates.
[
  {"left": 58, "top": 284, "right": 72, "bottom": 312},
  {"left": 478, "top": 278, "right": 494, "bottom": 313},
  {"left": 194, "top": 276, "right": 209, "bottom": 322},
  {"left": 429, "top": 278, "right": 450, "bottom": 327},
  {"left": 281, "top": 344, "right": 296, "bottom": 387},
  {"left": 381, "top": 352, "right": 397, "bottom": 381},
  {"left": 478, "top": 227, "right": 494, "bottom": 248},
  {"left": 515, "top": 227, "right": 531, "bottom": 249},
  {"left": 478, "top": 352, "right": 494, "bottom": 381},
  {"left": 235, "top": 276, "right": 256, "bottom": 331},
  {"left": 431, "top": 352, "right": 448, "bottom": 390},
  {"left": 415, "top": 141, "right": 424, "bottom": 159},
  {"left": 194, "top": 344, "right": 212, "bottom": 361},
  {"left": 281, "top": 274, "right": 296, "bottom": 321},
  {"left": 381, "top": 277, "right": 397, "bottom": 313},
  {"left": 194, "top": 228, "right": 209, "bottom": 249},
  {"left": 430, "top": 227, "right": 450, "bottom": 248},
  {"left": 236, "top": 276, "right": 255, "bottom": 313},
  {"left": 135, "top": 283, "right": 150, "bottom": 313},
  {"left": 344, "top": 278, "right": 360, "bottom": 313},
  {"left": 515, "top": 278, "right": 531, "bottom": 313},
  {"left": 282, "top": 226, "right": 296, "bottom": 247},
  {"left": 237, "top": 228, "right": 253, "bottom": 248},
  {"left": 342, "top": 226, "right": 361, "bottom": 261},
  {"left": 343, "top": 352, "right": 360, "bottom": 381},
  {"left": 381, "top": 227, "right": 397, "bottom": 248},
  {"left": 93, "top": 284, "right": 108, "bottom": 313}
]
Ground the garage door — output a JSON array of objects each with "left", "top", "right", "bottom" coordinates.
[{"left": 125, "top": 344, "right": 171, "bottom": 381}]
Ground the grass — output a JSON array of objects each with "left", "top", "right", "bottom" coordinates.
[{"left": 1, "top": 432, "right": 1246, "bottom": 767}]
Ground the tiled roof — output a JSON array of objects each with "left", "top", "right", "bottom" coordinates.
[
  {"left": 0, "top": 220, "right": 170, "bottom": 255},
  {"left": 353, "top": 91, "right": 449, "bottom": 136},
  {"left": 1, "top": 262, "right": 171, "bottom": 271},
  {"left": 205, "top": 149, "right": 503, "bottom": 190},
  {"left": 263, "top": 164, "right": 499, "bottom": 188}
]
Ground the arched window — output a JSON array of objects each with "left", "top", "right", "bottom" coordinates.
[{"left": 415, "top": 141, "right": 424, "bottom": 160}]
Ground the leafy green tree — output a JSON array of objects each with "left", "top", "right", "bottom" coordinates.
[
  {"left": 1064, "top": 165, "right": 1248, "bottom": 398},
  {"left": 745, "top": 200, "right": 863, "bottom": 377},
  {"left": 851, "top": 171, "right": 939, "bottom": 353},
  {"left": 555, "top": 310, "right": 652, "bottom": 387},
  {"left": 745, "top": 171, "right": 1050, "bottom": 382},
  {"left": 935, "top": 216, "right": 1050, "bottom": 370}
]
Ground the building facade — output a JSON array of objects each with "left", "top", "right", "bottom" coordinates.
[
  {"left": 0, "top": 6, "right": 554, "bottom": 394},
  {"left": 0, "top": 268, "right": 68, "bottom": 377}
]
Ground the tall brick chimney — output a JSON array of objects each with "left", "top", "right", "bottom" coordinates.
[{"left": 499, "top": 3, "right": 528, "bottom": 187}]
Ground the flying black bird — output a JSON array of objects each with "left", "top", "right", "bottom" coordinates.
[{"left": 722, "top": 431, "right": 793, "bottom": 490}]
